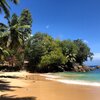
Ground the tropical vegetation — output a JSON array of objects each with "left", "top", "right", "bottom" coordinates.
[
  {"left": 0, "top": 0, "right": 93, "bottom": 72},
  {"left": 0, "top": 0, "right": 19, "bottom": 19},
  {"left": 24, "top": 33, "right": 93, "bottom": 72}
]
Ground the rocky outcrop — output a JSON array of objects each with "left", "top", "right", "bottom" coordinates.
[
  {"left": 72, "top": 63, "right": 93, "bottom": 72},
  {"left": 96, "top": 66, "right": 100, "bottom": 69}
]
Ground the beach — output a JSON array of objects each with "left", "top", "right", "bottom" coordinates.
[{"left": 0, "top": 71, "right": 100, "bottom": 100}]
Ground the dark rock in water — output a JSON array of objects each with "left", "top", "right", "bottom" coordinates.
[
  {"left": 72, "top": 63, "right": 93, "bottom": 72},
  {"left": 96, "top": 66, "right": 100, "bottom": 69}
]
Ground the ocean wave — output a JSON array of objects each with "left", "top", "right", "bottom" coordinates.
[{"left": 40, "top": 74, "right": 100, "bottom": 87}]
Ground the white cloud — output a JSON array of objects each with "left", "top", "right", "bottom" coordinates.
[
  {"left": 45, "top": 25, "right": 50, "bottom": 29},
  {"left": 83, "top": 40, "right": 89, "bottom": 44}
]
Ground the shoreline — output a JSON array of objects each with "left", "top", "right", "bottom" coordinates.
[
  {"left": 1, "top": 71, "right": 100, "bottom": 87},
  {"left": 1, "top": 71, "right": 100, "bottom": 100},
  {"left": 40, "top": 74, "right": 100, "bottom": 87}
]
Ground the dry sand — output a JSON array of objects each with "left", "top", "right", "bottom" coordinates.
[{"left": 0, "top": 71, "right": 100, "bottom": 100}]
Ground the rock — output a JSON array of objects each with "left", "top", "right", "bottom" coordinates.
[
  {"left": 73, "top": 63, "right": 92, "bottom": 72},
  {"left": 96, "top": 66, "right": 100, "bottom": 69}
]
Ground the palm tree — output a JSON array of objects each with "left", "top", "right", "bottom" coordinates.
[
  {"left": 0, "top": 14, "right": 29, "bottom": 67},
  {"left": 0, "top": 14, "right": 30, "bottom": 50},
  {"left": 0, "top": 10, "right": 32, "bottom": 67},
  {"left": 0, "top": 47, "right": 9, "bottom": 64},
  {"left": 0, "top": 23, "right": 9, "bottom": 49},
  {"left": 0, "top": 0, "right": 19, "bottom": 19}
]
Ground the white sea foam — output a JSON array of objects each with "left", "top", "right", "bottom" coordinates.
[
  {"left": 40, "top": 74, "right": 100, "bottom": 87},
  {"left": 40, "top": 74, "right": 61, "bottom": 78}
]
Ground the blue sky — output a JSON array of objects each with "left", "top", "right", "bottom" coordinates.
[{"left": 0, "top": 0, "right": 100, "bottom": 65}]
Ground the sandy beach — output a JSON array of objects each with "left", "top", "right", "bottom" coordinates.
[{"left": 0, "top": 71, "right": 100, "bottom": 100}]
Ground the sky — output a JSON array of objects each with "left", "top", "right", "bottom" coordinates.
[{"left": 0, "top": 0, "right": 100, "bottom": 65}]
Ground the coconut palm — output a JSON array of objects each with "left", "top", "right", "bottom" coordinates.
[
  {"left": 0, "top": 13, "right": 30, "bottom": 50},
  {"left": 0, "top": 14, "right": 29, "bottom": 66},
  {"left": 0, "top": 23, "right": 9, "bottom": 49},
  {"left": 0, "top": 0, "right": 19, "bottom": 19},
  {"left": 0, "top": 9, "right": 32, "bottom": 67},
  {"left": 0, "top": 47, "right": 9, "bottom": 63}
]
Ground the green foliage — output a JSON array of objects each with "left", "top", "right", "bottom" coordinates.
[
  {"left": 59, "top": 40, "right": 78, "bottom": 63},
  {"left": 40, "top": 48, "right": 66, "bottom": 67},
  {"left": 0, "top": 23, "right": 9, "bottom": 48},
  {"left": 0, "top": 47, "right": 9, "bottom": 61},
  {"left": 19, "top": 9, "right": 32, "bottom": 39},
  {"left": 74, "top": 39, "right": 93, "bottom": 65},
  {"left": 25, "top": 33, "right": 65, "bottom": 72},
  {"left": 0, "top": 9, "right": 32, "bottom": 68},
  {"left": 25, "top": 33, "right": 93, "bottom": 72},
  {"left": 25, "top": 33, "right": 53, "bottom": 65},
  {"left": 7, "top": 49, "right": 24, "bottom": 67},
  {"left": 0, "top": 9, "right": 32, "bottom": 50},
  {"left": 0, "top": 0, "right": 19, "bottom": 19},
  {"left": 0, "top": 1, "right": 93, "bottom": 72}
]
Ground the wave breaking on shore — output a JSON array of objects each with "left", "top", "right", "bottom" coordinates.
[{"left": 40, "top": 74, "right": 100, "bottom": 87}]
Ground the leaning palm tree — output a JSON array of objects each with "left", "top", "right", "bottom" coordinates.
[
  {"left": 0, "top": 10, "right": 32, "bottom": 67},
  {"left": 0, "top": 47, "right": 9, "bottom": 64},
  {"left": 0, "top": 23, "right": 9, "bottom": 49},
  {"left": 0, "top": 14, "right": 30, "bottom": 67},
  {"left": 0, "top": 23, "right": 9, "bottom": 63},
  {"left": 0, "top": 13, "right": 30, "bottom": 50},
  {"left": 0, "top": 0, "right": 19, "bottom": 19}
]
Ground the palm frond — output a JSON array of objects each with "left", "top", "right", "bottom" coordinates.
[
  {"left": 0, "top": 0, "right": 10, "bottom": 18},
  {"left": 9, "top": 0, "right": 19, "bottom": 4},
  {"left": 0, "top": 0, "right": 19, "bottom": 18},
  {"left": 0, "top": 31, "right": 10, "bottom": 38},
  {"left": 0, "top": 23, "right": 8, "bottom": 28}
]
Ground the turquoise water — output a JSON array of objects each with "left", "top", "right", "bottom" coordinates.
[{"left": 53, "top": 69, "right": 100, "bottom": 82}]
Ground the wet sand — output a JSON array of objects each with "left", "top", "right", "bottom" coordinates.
[{"left": 0, "top": 71, "right": 100, "bottom": 100}]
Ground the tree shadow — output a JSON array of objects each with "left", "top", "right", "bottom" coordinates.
[
  {"left": 0, "top": 80, "right": 21, "bottom": 92},
  {"left": 0, "top": 80, "right": 9, "bottom": 84},
  {"left": 0, "top": 95, "right": 36, "bottom": 100},
  {"left": 0, "top": 76, "right": 19, "bottom": 79}
]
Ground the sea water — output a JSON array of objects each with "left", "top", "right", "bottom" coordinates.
[
  {"left": 53, "top": 69, "right": 100, "bottom": 82},
  {"left": 42, "top": 69, "right": 100, "bottom": 86}
]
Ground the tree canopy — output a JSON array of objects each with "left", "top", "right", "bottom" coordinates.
[
  {"left": 0, "top": 1, "right": 94, "bottom": 72},
  {"left": 0, "top": 9, "right": 32, "bottom": 68},
  {"left": 24, "top": 33, "right": 93, "bottom": 72},
  {"left": 74, "top": 39, "right": 93, "bottom": 65}
]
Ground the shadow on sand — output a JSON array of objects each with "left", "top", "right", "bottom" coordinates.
[
  {"left": 0, "top": 79, "right": 21, "bottom": 92},
  {"left": 0, "top": 73, "right": 37, "bottom": 100},
  {"left": 0, "top": 76, "right": 19, "bottom": 79},
  {"left": 0, "top": 95, "right": 36, "bottom": 100}
]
